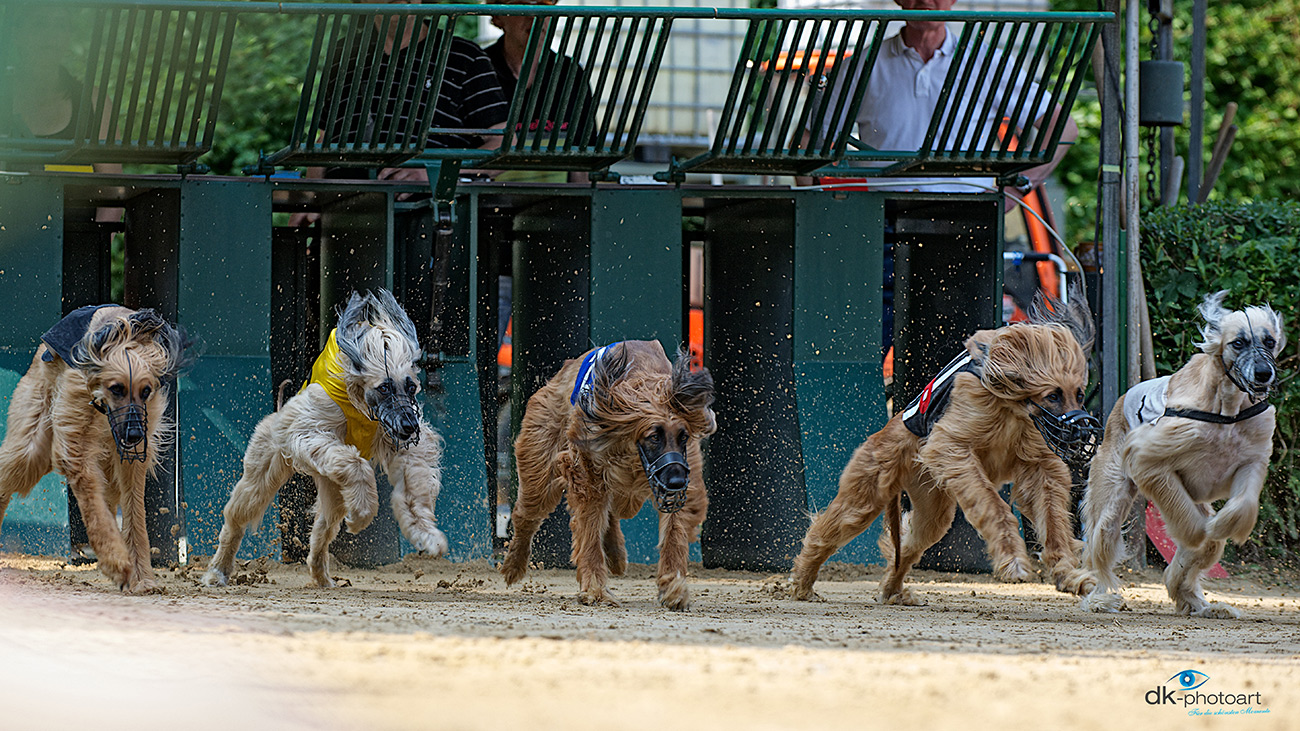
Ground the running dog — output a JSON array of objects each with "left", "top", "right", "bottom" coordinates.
[
  {"left": 1082, "top": 291, "right": 1284, "bottom": 617},
  {"left": 0, "top": 306, "right": 187, "bottom": 593},
  {"left": 791, "top": 297, "right": 1101, "bottom": 605},
  {"left": 202, "top": 290, "right": 445, "bottom": 588},
  {"left": 500, "top": 341, "right": 715, "bottom": 610}
]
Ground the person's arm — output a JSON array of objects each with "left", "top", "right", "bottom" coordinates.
[{"left": 1017, "top": 105, "right": 1078, "bottom": 192}]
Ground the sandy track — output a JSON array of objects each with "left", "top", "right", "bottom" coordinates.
[{"left": 2, "top": 553, "right": 1298, "bottom": 730}]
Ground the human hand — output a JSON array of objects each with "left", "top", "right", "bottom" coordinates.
[{"left": 288, "top": 211, "right": 320, "bottom": 228}]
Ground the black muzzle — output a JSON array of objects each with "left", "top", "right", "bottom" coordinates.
[
  {"left": 373, "top": 394, "right": 422, "bottom": 450},
  {"left": 92, "top": 399, "right": 148, "bottom": 463},
  {"left": 1225, "top": 347, "right": 1278, "bottom": 400},
  {"left": 638, "top": 444, "right": 689, "bottom": 514},
  {"left": 1028, "top": 403, "right": 1103, "bottom": 471}
]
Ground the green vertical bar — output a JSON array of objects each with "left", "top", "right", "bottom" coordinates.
[
  {"left": 176, "top": 180, "right": 273, "bottom": 559},
  {"left": 590, "top": 188, "right": 683, "bottom": 563},
  {"left": 793, "top": 190, "right": 886, "bottom": 565}
]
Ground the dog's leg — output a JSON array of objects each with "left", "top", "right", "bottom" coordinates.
[
  {"left": 296, "top": 431, "right": 377, "bottom": 535},
  {"left": 499, "top": 446, "right": 567, "bottom": 587},
  {"left": 878, "top": 479, "right": 956, "bottom": 605},
  {"left": 307, "top": 477, "right": 349, "bottom": 588},
  {"left": 386, "top": 426, "right": 448, "bottom": 557},
  {"left": 0, "top": 357, "right": 55, "bottom": 521},
  {"left": 1011, "top": 460, "right": 1095, "bottom": 596},
  {"left": 792, "top": 438, "right": 896, "bottom": 601},
  {"left": 568, "top": 482, "right": 616, "bottom": 607},
  {"left": 65, "top": 461, "right": 133, "bottom": 590},
  {"left": 928, "top": 447, "right": 1033, "bottom": 583},
  {"left": 1205, "top": 461, "right": 1267, "bottom": 544},
  {"left": 115, "top": 460, "right": 160, "bottom": 594},
  {"left": 1130, "top": 459, "right": 1209, "bottom": 550},
  {"left": 203, "top": 417, "right": 294, "bottom": 587},
  {"left": 656, "top": 459, "right": 707, "bottom": 611},
  {"left": 1166, "top": 534, "right": 1238, "bottom": 618},
  {"left": 603, "top": 520, "right": 628, "bottom": 577}
]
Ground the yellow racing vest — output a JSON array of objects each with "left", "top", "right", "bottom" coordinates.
[{"left": 303, "top": 329, "right": 378, "bottom": 460}]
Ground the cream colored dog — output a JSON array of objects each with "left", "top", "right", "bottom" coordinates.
[
  {"left": 0, "top": 306, "right": 186, "bottom": 593},
  {"left": 1082, "top": 291, "right": 1285, "bottom": 617},
  {"left": 203, "top": 290, "right": 446, "bottom": 588}
]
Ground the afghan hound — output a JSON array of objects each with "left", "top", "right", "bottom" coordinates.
[
  {"left": 0, "top": 305, "right": 187, "bottom": 593},
  {"left": 1082, "top": 291, "right": 1285, "bottom": 617},
  {"left": 500, "top": 341, "right": 716, "bottom": 611},
  {"left": 791, "top": 297, "right": 1102, "bottom": 605},
  {"left": 202, "top": 290, "right": 445, "bottom": 588}
]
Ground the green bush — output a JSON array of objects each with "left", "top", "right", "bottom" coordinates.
[{"left": 1141, "top": 199, "right": 1300, "bottom": 560}]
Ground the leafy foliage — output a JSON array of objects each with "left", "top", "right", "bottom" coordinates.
[
  {"left": 1051, "top": 0, "right": 1300, "bottom": 247},
  {"left": 1141, "top": 200, "right": 1300, "bottom": 559}
]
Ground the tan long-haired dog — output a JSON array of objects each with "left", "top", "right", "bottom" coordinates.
[
  {"left": 1082, "top": 291, "right": 1285, "bottom": 617},
  {"left": 791, "top": 299, "right": 1101, "bottom": 605},
  {"left": 0, "top": 306, "right": 187, "bottom": 593},
  {"left": 500, "top": 341, "right": 715, "bottom": 610},
  {"left": 202, "top": 290, "right": 445, "bottom": 588}
]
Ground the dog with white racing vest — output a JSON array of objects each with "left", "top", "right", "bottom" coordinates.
[
  {"left": 1081, "top": 291, "right": 1285, "bottom": 617},
  {"left": 203, "top": 290, "right": 446, "bottom": 588}
]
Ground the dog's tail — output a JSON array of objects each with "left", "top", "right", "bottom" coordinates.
[{"left": 276, "top": 379, "right": 294, "bottom": 411}]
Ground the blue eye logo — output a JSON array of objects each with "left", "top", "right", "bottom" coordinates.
[{"left": 1170, "top": 670, "right": 1210, "bottom": 691}]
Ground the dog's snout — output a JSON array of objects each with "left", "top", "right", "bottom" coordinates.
[
  {"left": 662, "top": 464, "right": 689, "bottom": 492},
  {"left": 122, "top": 426, "right": 145, "bottom": 446},
  {"left": 1255, "top": 363, "right": 1275, "bottom": 385}
]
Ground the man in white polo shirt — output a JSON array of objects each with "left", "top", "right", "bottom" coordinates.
[{"left": 834, "top": 0, "right": 1079, "bottom": 193}]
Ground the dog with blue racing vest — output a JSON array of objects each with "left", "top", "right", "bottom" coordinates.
[
  {"left": 791, "top": 295, "right": 1102, "bottom": 605},
  {"left": 500, "top": 341, "right": 715, "bottom": 610},
  {"left": 1081, "top": 291, "right": 1285, "bottom": 617},
  {"left": 203, "top": 290, "right": 446, "bottom": 588}
]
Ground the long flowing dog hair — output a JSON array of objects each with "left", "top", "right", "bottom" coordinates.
[
  {"left": 0, "top": 306, "right": 190, "bottom": 593},
  {"left": 501, "top": 340, "right": 715, "bottom": 610},
  {"left": 792, "top": 292, "right": 1097, "bottom": 605},
  {"left": 203, "top": 289, "right": 446, "bottom": 589}
]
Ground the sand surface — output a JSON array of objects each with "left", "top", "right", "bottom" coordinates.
[{"left": 2, "top": 553, "right": 1298, "bottom": 730}]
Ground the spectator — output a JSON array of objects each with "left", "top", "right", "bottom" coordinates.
[
  {"left": 484, "top": 0, "right": 598, "bottom": 150},
  {"left": 292, "top": 0, "right": 509, "bottom": 202},
  {"left": 807, "top": 0, "right": 1080, "bottom": 356}
]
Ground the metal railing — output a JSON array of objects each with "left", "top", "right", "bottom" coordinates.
[{"left": 0, "top": 1, "right": 1111, "bottom": 180}]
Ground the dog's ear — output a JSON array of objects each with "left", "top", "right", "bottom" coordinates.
[
  {"left": 130, "top": 309, "right": 198, "bottom": 377},
  {"left": 71, "top": 318, "right": 127, "bottom": 374},
  {"left": 978, "top": 329, "right": 1030, "bottom": 400},
  {"left": 1267, "top": 305, "right": 1288, "bottom": 353},
  {"left": 964, "top": 330, "right": 995, "bottom": 371},
  {"left": 575, "top": 342, "right": 631, "bottom": 420},
  {"left": 670, "top": 346, "right": 715, "bottom": 416},
  {"left": 1195, "top": 290, "right": 1231, "bottom": 353},
  {"left": 1027, "top": 285, "right": 1095, "bottom": 353},
  {"left": 371, "top": 287, "right": 421, "bottom": 356}
]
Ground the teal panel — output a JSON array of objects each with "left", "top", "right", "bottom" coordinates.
[
  {"left": 0, "top": 176, "right": 63, "bottom": 354},
  {"left": 0, "top": 354, "right": 69, "bottom": 555},
  {"left": 178, "top": 181, "right": 272, "bottom": 355},
  {"left": 177, "top": 180, "right": 273, "bottom": 561},
  {"left": 423, "top": 360, "right": 492, "bottom": 561},
  {"left": 589, "top": 188, "right": 684, "bottom": 565},
  {"left": 179, "top": 356, "right": 275, "bottom": 560},
  {"left": 794, "top": 191, "right": 887, "bottom": 565},
  {"left": 589, "top": 188, "right": 684, "bottom": 355},
  {"left": 793, "top": 361, "right": 886, "bottom": 565}
]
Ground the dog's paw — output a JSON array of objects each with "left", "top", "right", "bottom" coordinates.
[
  {"left": 200, "top": 567, "right": 230, "bottom": 587},
  {"left": 1190, "top": 602, "right": 1241, "bottom": 620},
  {"left": 97, "top": 551, "right": 134, "bottom": 591},
  {"left": 577, "top": 588, "right": 620, "bottom": 607},
  {"left": 129, "top": 578, "right": 163, "bottom": 595},
  {"left": 344, "top": 509, "right": 376, "bottom": 535},
  {"left": 1081, "top": 590, "right": 1126, "bottom": 613},
  {"left": 996, "top": 557, "right": 1033, "bottom": 584},
  {"left": 659, "top": 572, "right": 691, "bottom": 611},
  {"left": 880, "top": 588, "right": 926, "bottom": 606},
  {"left": 411, "top": 527, "right": 448, "bottom": 558},
  {"left": 1055, "top": 566, "right": 1097, "bottom": 596}
]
